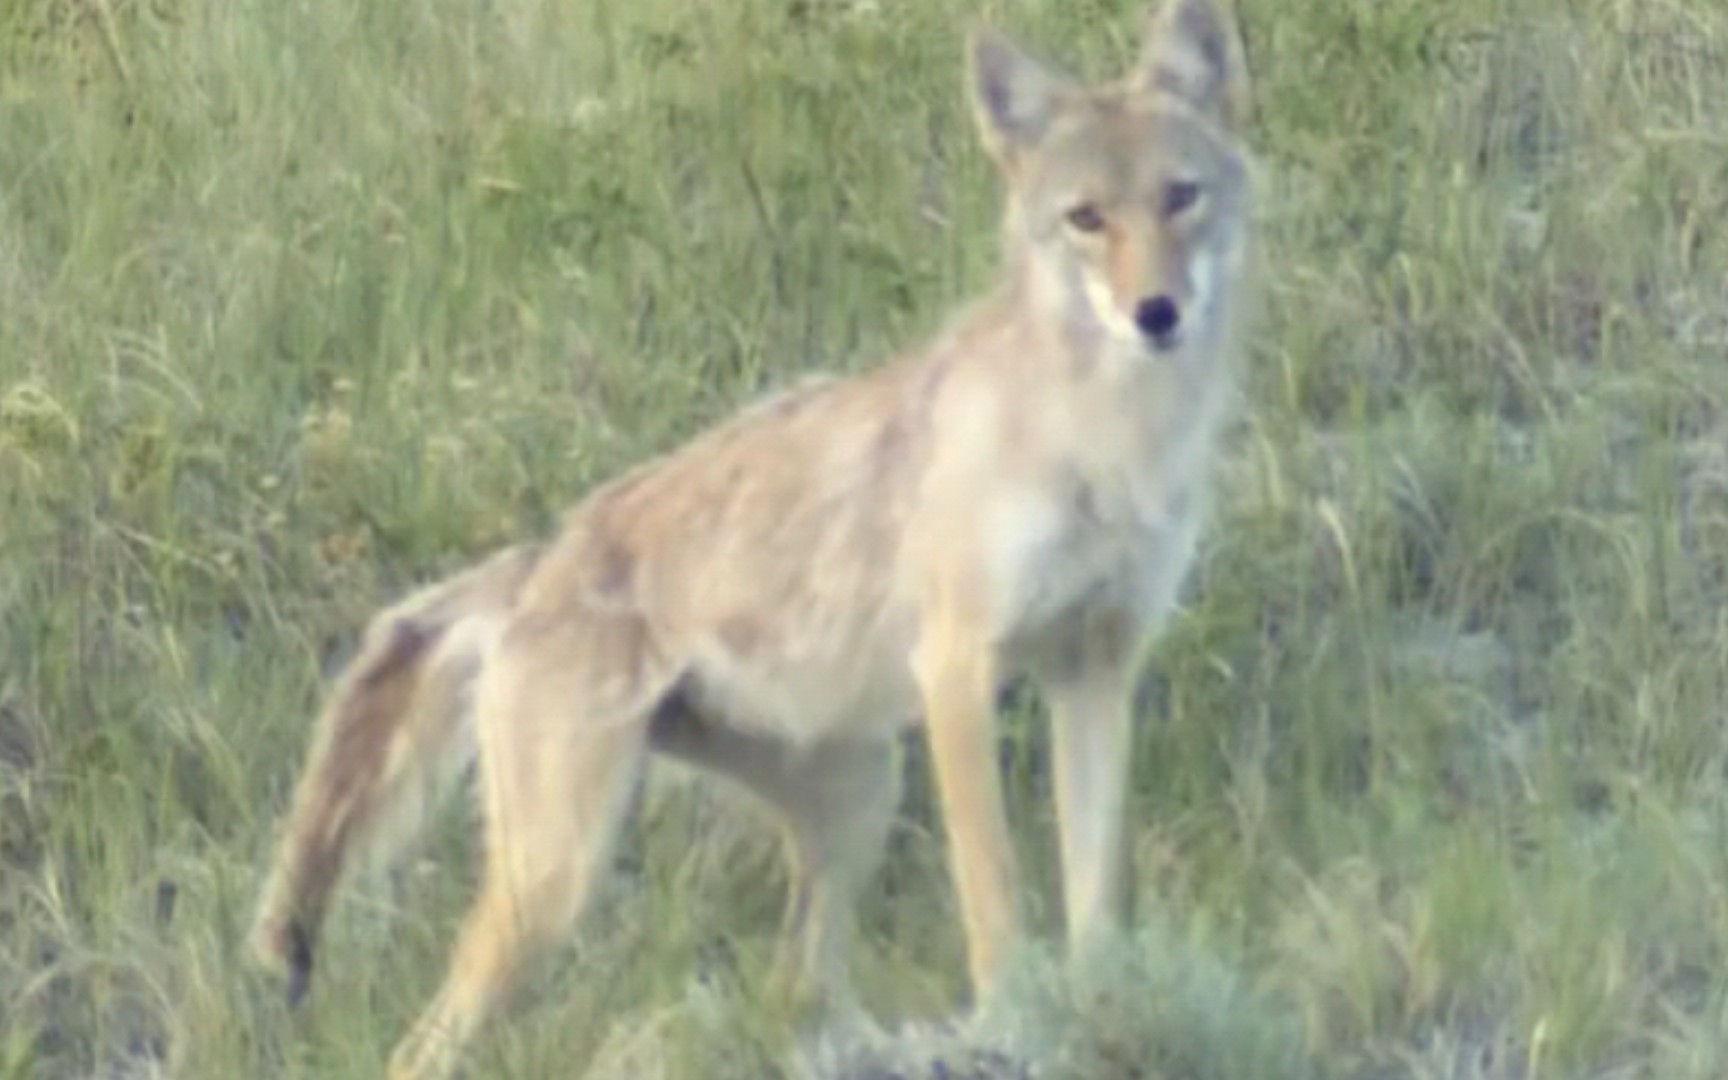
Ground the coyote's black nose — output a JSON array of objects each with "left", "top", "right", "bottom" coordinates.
[{"left": 1135, "top": 295, "right": 1181, "bottom": 343}]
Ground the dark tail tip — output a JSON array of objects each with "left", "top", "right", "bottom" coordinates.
[{"left": 285, "top": 920, "right": 315, "bottom": 1008}]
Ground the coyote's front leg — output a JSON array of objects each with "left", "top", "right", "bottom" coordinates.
[
  {"left": 913, "top": 567, "right": 1021, "bottom": 1000},
  {"left": 1041, "top": 611, "right": 1141, "bottom": 954}
]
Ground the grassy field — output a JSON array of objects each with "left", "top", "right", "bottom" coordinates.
[{"left": 4, "top": 0, "right": 1728, "bottom": 1075}]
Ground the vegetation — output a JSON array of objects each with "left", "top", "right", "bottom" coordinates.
[{"left": 3, "top": 0, "right": 1726, "bottom": 1075}]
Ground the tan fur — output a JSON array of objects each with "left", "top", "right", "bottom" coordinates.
[{"left": 249, "top": 2, "right": 1256, "bottom": 1074}]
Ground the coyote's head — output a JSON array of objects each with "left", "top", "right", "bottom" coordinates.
[{"left": 970, "top": 0, "right": 1252, "bottom": 361}]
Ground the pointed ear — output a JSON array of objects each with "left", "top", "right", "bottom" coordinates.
[
  {"left": 1137, "top": 0, "right": 1252, "bottom": 130},
  {"left": 968, "top": 28, "right": 1075, "bottom": 168}
]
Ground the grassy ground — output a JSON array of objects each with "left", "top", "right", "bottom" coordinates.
[{"left": 4, "top": 0, "right": 1728, "bottom": 1075}]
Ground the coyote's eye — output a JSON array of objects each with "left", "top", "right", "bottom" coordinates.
[
  {"left": 1163, "top": 180, "right": 1203, "bottom": 217},
  {"left": 1064, "top": 203, "right": 1106, "bottom": 234}
]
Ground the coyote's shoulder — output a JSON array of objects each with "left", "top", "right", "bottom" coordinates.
[{"left": 251, "top": 2, "right": 1258, "bottom": 1076}]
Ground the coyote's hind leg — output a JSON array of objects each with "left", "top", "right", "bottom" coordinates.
[
  {"left": 387, "top": 615, "right": 657, "bottom": 1080},
  {"left": 651, "top": 705, "right": 900, "bottom": 1018}
]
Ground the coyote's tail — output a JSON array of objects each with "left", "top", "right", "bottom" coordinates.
[{"left": 249, "top": 544, "right": 541, "bottom": 1005}]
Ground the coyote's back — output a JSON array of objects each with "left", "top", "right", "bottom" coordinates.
[{"left": 251, "top": 2, "right": 1257, "bottom": 1076}]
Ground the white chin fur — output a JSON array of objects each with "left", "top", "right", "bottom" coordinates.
[{"left": 1189, "top": 249, "right": 1218, "bottom": 329}]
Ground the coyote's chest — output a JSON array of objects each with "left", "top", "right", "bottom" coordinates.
[
  {"left": 989, "top": 392, "right": 1219, "bottom": 644},
  {"left": 996, "top": 469, "right": 1196, "bottom": 635}
]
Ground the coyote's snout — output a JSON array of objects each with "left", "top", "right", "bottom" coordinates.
[{"left": 251, "top": 1, "right": 1256, "bottom": 1075}]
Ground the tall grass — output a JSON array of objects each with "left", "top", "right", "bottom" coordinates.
[{"left": 3, "top": 0, "right": 1726, "bottom": 1076}]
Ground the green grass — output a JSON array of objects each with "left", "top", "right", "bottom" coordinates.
[{"left": 4, "top": 0, "right": 1728, "bottom": 1075}]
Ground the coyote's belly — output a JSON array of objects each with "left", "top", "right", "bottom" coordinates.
[{"left": 676, "top": 573, "right": 924, "bottom": 743}]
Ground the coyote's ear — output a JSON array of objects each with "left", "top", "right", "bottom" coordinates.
[
  {"left": 1137, "top": 0, "right": 1252, "bottom": 131},
  {"left": 968, "top": 28, "right": 1075, "bottom": 169}
]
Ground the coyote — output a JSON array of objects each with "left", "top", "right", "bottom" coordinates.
[{"left": 250, "top": 0, "right": 1255, "bottom": 1074}]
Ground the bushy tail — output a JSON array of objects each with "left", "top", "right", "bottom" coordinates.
[{"left": 250, "top": 544, "right": 541, "bottom": 1004}]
